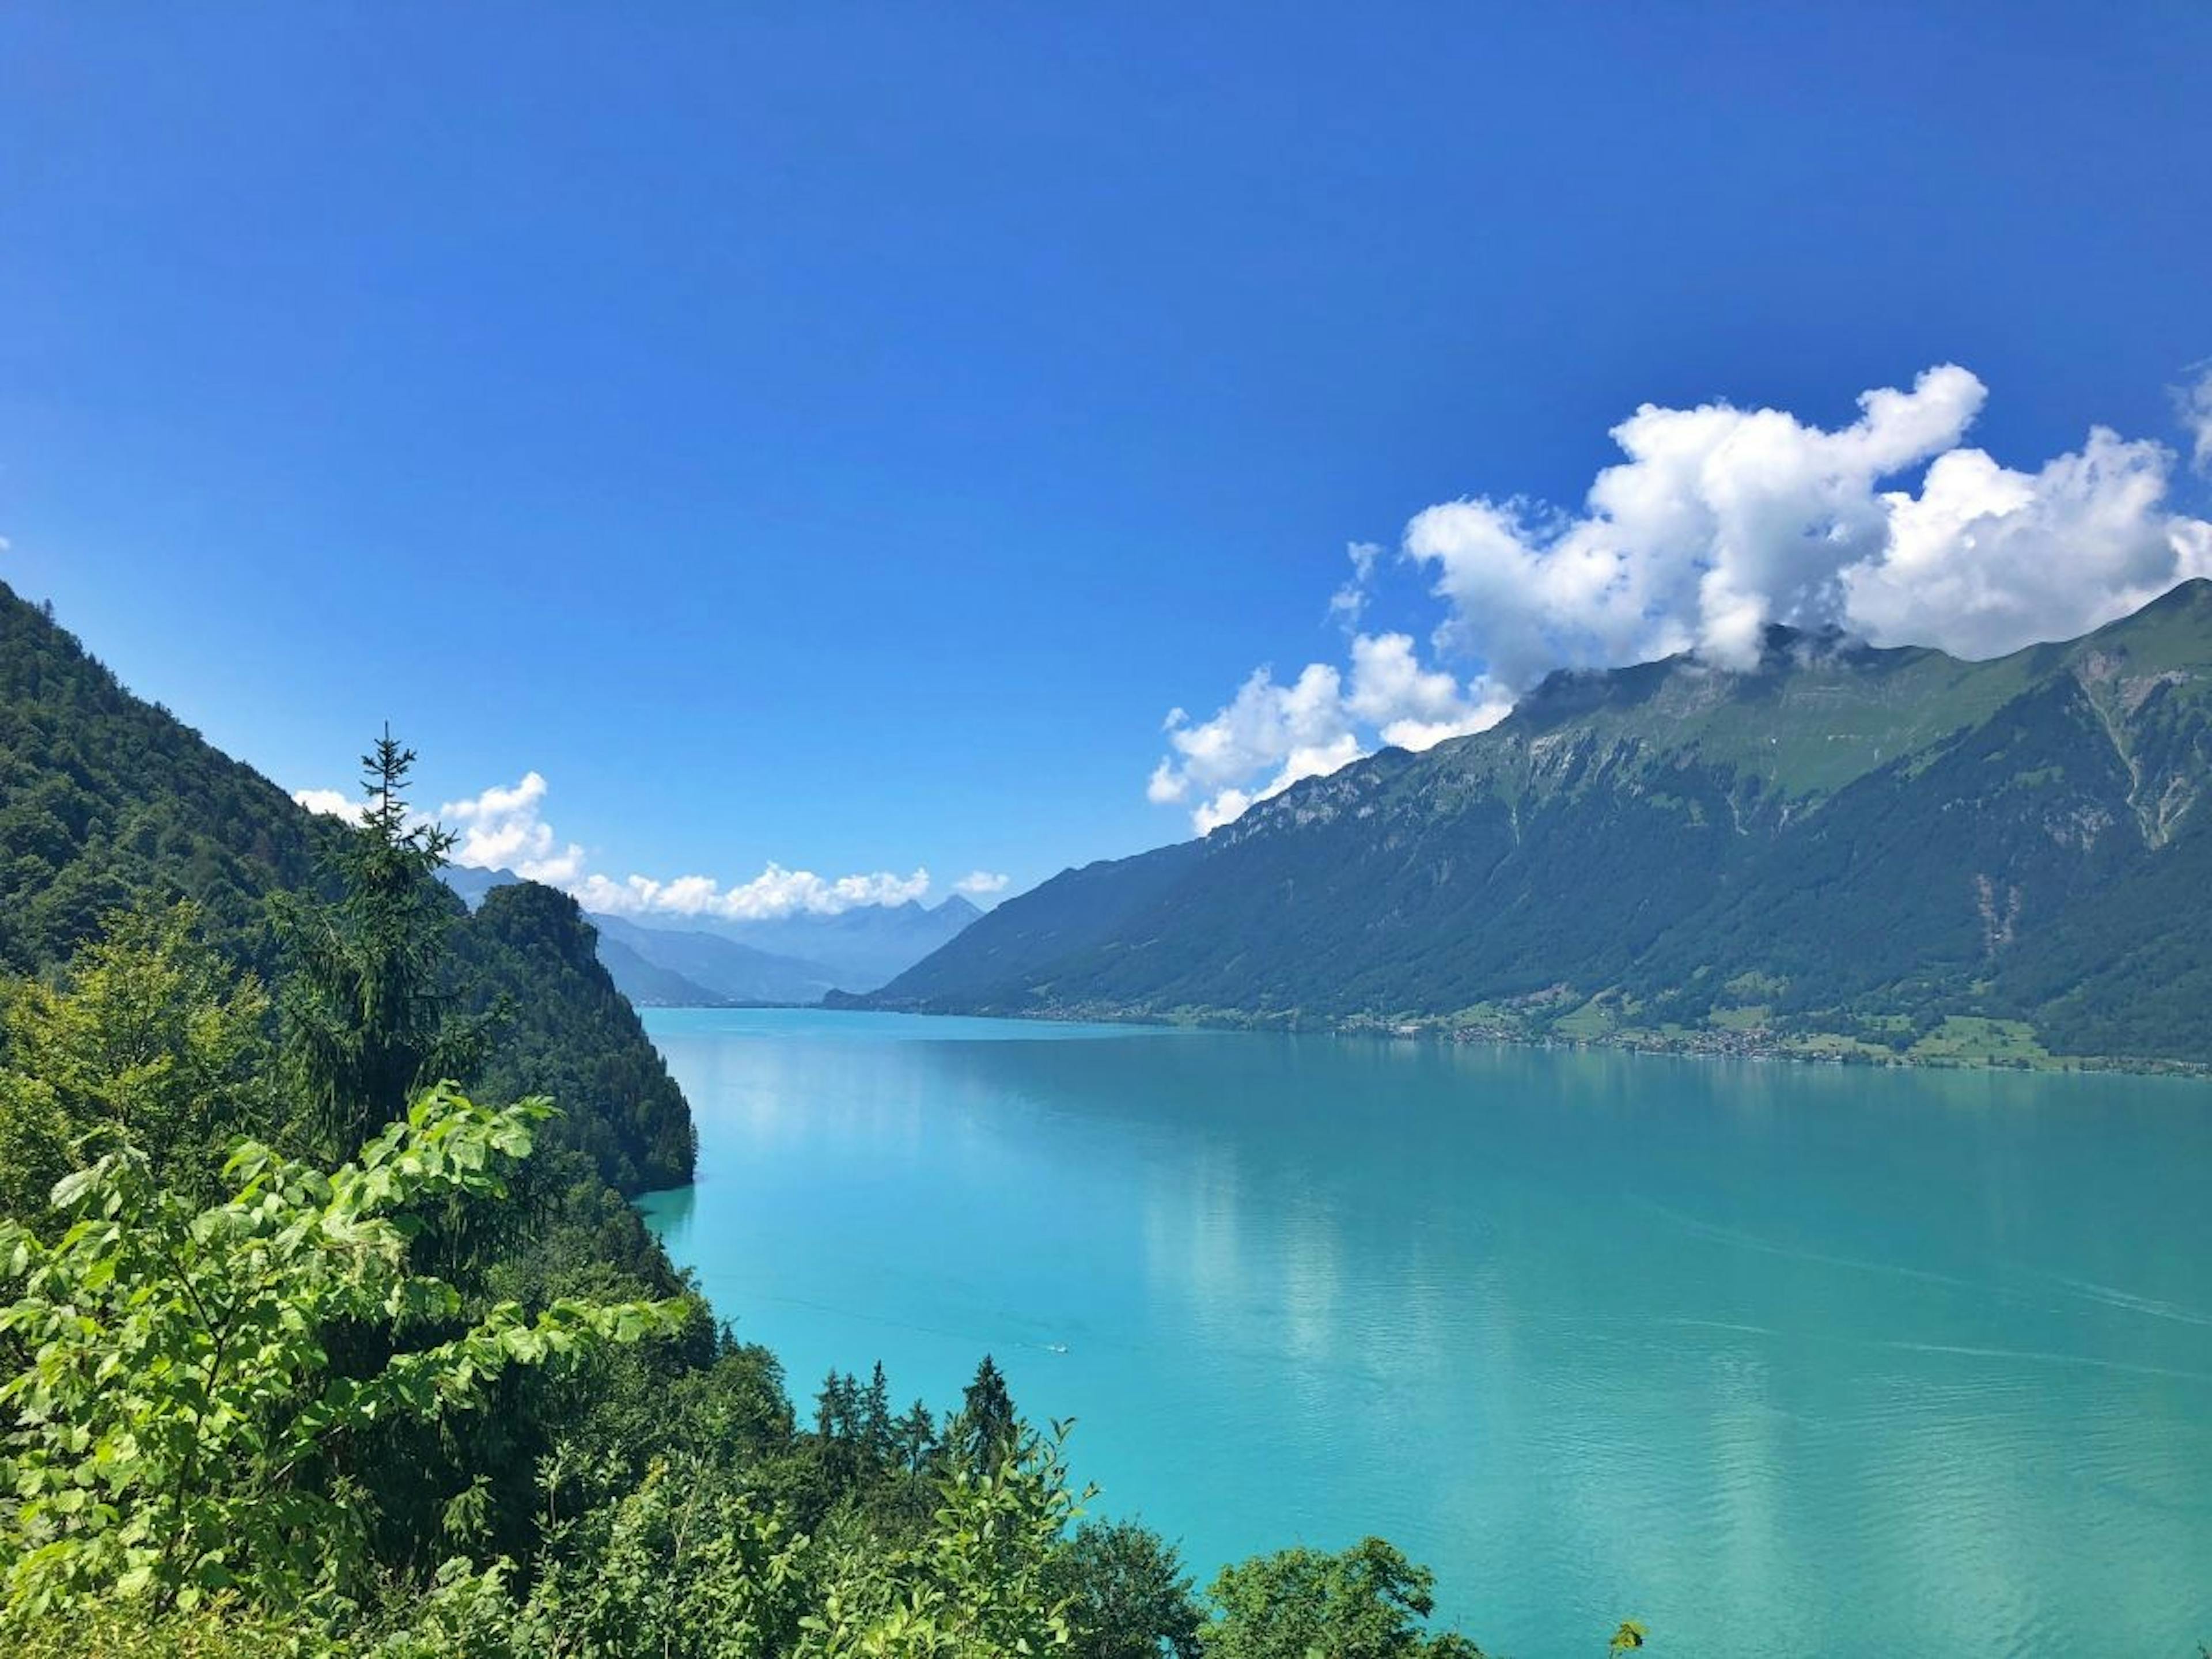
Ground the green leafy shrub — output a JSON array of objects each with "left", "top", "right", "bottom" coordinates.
[{"left": 0, "top": 1082, "right": 683, "bottom": 1624}]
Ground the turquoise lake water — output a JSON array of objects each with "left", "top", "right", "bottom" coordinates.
[{"left": 635, "top": 1007, "right": 2212, "bottom": 1657}]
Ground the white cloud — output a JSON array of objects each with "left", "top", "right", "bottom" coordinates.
[
  {"left": 1407, "top": 365, "right": 1996, "bottom": 677},
  {"left": 1150, "top": 364, "right": 2212, "bottom": 832},
  {"left": 292, "top": 787, "right": 368, "bottom": 825},
  {"left": 2179, "top": 363, "right": 2212, "bottom": 475},
  {"left": 296, "top": 770, "right": 957, "bottom": 922},
  {"left": 1150, "top": 634, "right": 1505, "bottom": 834},
  {"left": 1346, "top": 632, "right": 1513, "bottom": 751},
  {"left": 1193, "top": 787, "right": 1255, "bottom": 837},
  {"left": 1848, "top": 427, "right": 2212, "bottom": 658},
  {"left": 574, "top": 863, "right": 933, "bottom": 921},
  {"left": 954, "top": 870, "right": 1010, "bottom": 896},
  {"left": 440, "top": 771, "right": 588, "bottom": 885},
  {"left": 1328, "top": 541, "right": 1382, "bottom": 627}
]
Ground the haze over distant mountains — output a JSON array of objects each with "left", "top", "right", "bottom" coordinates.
[
  {"left": 864, "top": 581, "right": 2212, "bottom": 1067},
  {"left": 443, "top": 864, "right": 979, "bottom": 1004}
]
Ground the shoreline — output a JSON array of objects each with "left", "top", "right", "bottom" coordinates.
[{"left": 816, "top": 997, "right": 2212, "bottom": 1080}]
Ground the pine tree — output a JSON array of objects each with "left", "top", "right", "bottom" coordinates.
[
  {"left": 895, "top": 1399, "right": 938, "bottom": 1476},
  {"left": 815, "top": 1369, "right": 849, "bottom": 1443},
  {"left": 861, "top": 1359, "right": 894, "bottom": 1466},
  {"left": 955, "top": 1354, "right": 1018, "bottom": 1471},
  {"left": 271, "top": 729, "right": 484, "bottom": 1158}
]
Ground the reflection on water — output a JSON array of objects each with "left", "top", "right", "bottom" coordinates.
[{"left": 637, "top": 1009, "right": 2212, "bottom": 1656}]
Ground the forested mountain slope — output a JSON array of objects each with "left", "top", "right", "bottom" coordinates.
[
  {"left": 873, "top": 581, "right": 2212, "bottom": 1065},
  {"left": 0, "top": 581, "right": 692, "bottom": 1190}
]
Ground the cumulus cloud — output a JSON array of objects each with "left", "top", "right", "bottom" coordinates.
[
  {"left": 296, "top": 770, "right": 958, "bottom": 922},
  {"left": 2179, "top": 363, "right": 2212, "bottom": 475},
  {"left": 1345, "top": 632, "right": 1513, "bottom": 752},
  {"left": 1847, "top": 427, "right": 2212, "bottom": 657},
  {"left": 953, "top": 871, "right": 1010, "bottom": 896},
  {"left": 440, "top": 772, "right": 587, "bottom": 885},
  {"left": 574, "top": 864, "right": 932, "bottom": 922},
  {"left": 1327, "top": 541, "right": 1382, "bottom": 627},
  {"left": 1407, "top": 364, "right": 2210, "bottom": 676},
  {"left": 1151, "top": 364, "right": 2212, "bottom": 833},
  {"left": 292, "top": 787, "right": 369, "bottom": 824},
  {"left": 1149, "top": 633, "right": 1506, "bottom": 834}
]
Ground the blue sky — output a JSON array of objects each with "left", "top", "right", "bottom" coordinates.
[{"left": 3, "top": 3, "right": 2209, "bottom": 912}]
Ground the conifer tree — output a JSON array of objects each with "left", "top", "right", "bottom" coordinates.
[
  {"left": 895, "top": 1399, "right": 939, "bottom": 1476},
  {"left": 862, "top": 1359, "right": 894, "bottom": 1465},
  {"left": 955, "top": 1354, "right": 1018, "bottom": 1471},
  {"left": 271, "top": 728, "right": 483, "bottom": 1158}
]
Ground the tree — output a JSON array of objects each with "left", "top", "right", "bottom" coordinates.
[
  {"left": 1051, "top": 1519, "right": 1203, "bottom": 1659},
  {"left": 0, "top": 1082, "right": 684, "bottom": 1624},
  {"left": 893, "top": 1399, "right": 938, "bottom": 1478},
  {"left": 861, "top": 1361, "right": 893, "bottom": 1466},
  {"left": 798, "top": 1419, "right": 1089, "bottom": 1658},
  {"left": 952, "top": 1354, "right": 1017, "bottom": 1471},
  {"left": 271, "top": 730, "right": 482, "bottom": 1158},
  {"left": 1202, "top": 1537, "right": 1485, "bottom": 1659},
  {"left": 0, "top": 901, "right": 275, "bottom": 1219}
]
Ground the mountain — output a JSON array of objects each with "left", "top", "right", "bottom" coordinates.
[
  {"left": 868, "top": 581, "right": 2212, "bottom": 1067},
  {"left": 440, "top": 871, "right": 974, "bottom": 1000},
  {"left": 437, "top": 869, "right": 770, "bottom": 1003},
  {"left": 592, "top": 934, "right": 730, "bottom": 1008},
  {"left": 0, "top": 580, "right": 694, "bottom": 1191},
  {"left": 588, "top": 911, "right": 840, "bottom": 1004},
  {"left": 441, "top": 862, "right": 519, "bottom": 909},
  {"left": 698, "top": 896, "right": 983, "bottom": 992}
]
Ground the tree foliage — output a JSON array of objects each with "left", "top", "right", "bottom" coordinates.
[
  {"left": 0, "top": 901, "right": 275, "bottom": 1219},
  {"left": 1050, "top": 1518, "right": 1204, "bottom": 1659},
  {"left": 1203, "top": 1537, "right": 1486, "bottom": 1659},
  {"left": 0, "top": 1083, "right": 683, "bottom": 1623},
  {"left": 456, "top": 882, "right": 695, "bottom": 1193},
  {"left": 271, "top": 732, "right": 484, "bottom": 1160}
]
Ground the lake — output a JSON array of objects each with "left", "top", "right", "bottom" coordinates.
[{"left": 636, "top": 1007, "right": 2212, "bottom": 1657}]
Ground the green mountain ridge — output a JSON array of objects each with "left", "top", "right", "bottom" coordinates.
[
  {"left": 0, "top": 580, "right": 694, "bottom": 1192},
  {"left": 866, "top": 580, "right": 2212, "bottom": 1066}
]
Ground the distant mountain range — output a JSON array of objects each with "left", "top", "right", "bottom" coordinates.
[
  {"left": 862, "top": 581, "right": 2212, "bottom": 1068},
  {"left": 588, "top": 912, "right": 842, "bottom": 1005},
  {"left": 691, "top": 897, "right": 982, "bottom": 991},
  {"left": 444, "top": 866, "right": 979, "bottom": 1004}
]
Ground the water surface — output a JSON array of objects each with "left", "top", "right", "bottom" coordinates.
[{"left": 637, "top": 1007, "right": 2212, "bottom": 1656}]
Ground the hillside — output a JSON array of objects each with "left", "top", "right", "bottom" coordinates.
[
  {"left": 870, "top": 581, "right": 2212, "bottom": 1066},
  {"left": 0, "top": 581, "right": 694, "bottom": 1191},
  {"left": 593, "top": 933, "right": 730, "bottom": 1007},
  {"left": 589, "top": 911, "right": 842, "bottom": 1003}
]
